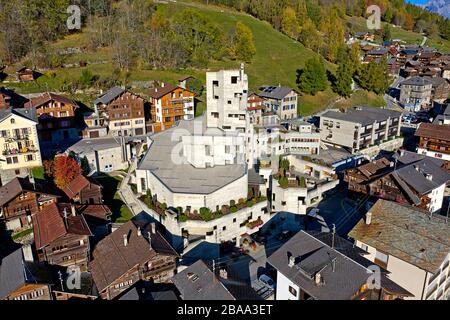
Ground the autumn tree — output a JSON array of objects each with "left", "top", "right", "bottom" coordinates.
[
  {"left": 53, "top": 155, "right": 82, "bottom": 189},
  {"left": 281, "top": 7, "right": 300, "bottom": 39},
  {"left": 231, "top": 21, "right": 256, "bottom": 63}
]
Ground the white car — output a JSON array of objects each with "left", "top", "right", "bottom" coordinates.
[{"left": 259, "top": 274, "right": 275, "bottom": 289}]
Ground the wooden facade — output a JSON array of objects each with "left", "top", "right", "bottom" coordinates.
[{"left": 4, "top": 283, "right": 52, "bottom": 301}]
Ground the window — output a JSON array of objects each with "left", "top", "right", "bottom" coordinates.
[
  {"left": 228, "top": 100, "right": 232, "bottom": 104},
  {"left": 231, "top": 76, "right": 238, "bottom": 84},
  {"left": 10, "top": 118, "right": 15, "bottom": 124},
  {"left": 375, "top": 250, "right": 389, "bottom": 268},
  {"left": 289, "top": 286, "right": 297, "bottom": 297},
  {"left": 222, "top": 226, "right": 226, "bottom": 231},
  {"left": 233, "top": 218, "right": 236, "bottom": 223},
  {"left": 213, "top": 80, "right": 219, "bottom": 86}
]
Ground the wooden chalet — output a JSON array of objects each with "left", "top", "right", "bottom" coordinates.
[{"left": 62, "top": 175, "right": 103, "bottom": 204}]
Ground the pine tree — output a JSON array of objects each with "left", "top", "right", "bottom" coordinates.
[
  {"left": 298, "top": 57, "right": 328, "bottom": 95},
  {"left": 332, "top": 58, "right": 353, "bottom": 98}
]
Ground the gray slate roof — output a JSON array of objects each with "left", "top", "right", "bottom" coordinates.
[
  {"left": 137, "top": 117, "right": 247, "bottom": 194},
  {"left": 0, "top": 248, "right": 26, "bottom": 299},
  {"left": 93, "top": 86, "right": 125, "bottom": 105},
  {"left": 321, "top": 107, "right": 401, "bottom": 126},
  {"left": 267, "top": 231, "right": 372, "bottom": 300},
  {"left": 0, "top": 107, "right": 38, "bottom": 123},
  {"left": 258, "top": 86, "right": 294, "bottom": 100},
  {"left": 172, "top": 260, "right": 236, "bottom": 300},
  {"left": 349, "top": 200, "right": 450, "bottom": 273},
  {"left": 400, "top": 76, "right": 433, "bottom": 87}
]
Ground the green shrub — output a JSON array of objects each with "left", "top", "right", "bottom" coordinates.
[
  {"left": 230, "top": 206, "right": 238, "bottom": 213},
  {"left": 279, "top": 176, "right": 289, "bottom": 188},
  {"left": 230, "top": 200, "right": 236, "bottom": 207},
  {"left": 299, "top": 176, "right": 306, "bottom": 188},
  {"left": 200, "top": 207, "right": 213, "bottom": 221},
  {"left": 160, "top": 203, "right": 167, "bottom": 210},
  {"left": 246, "top": 200, "right": 253, "bottom": 207}
]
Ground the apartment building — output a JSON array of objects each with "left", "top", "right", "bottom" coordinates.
[
  {"left": 320, "top": 107, "right": 402, "bottom": 153},
  {"left": 399, "top": 76, "right": 433, "bottom": 110},
  {"left": 148, "top": 83, "right": 195, "bottom": 132},
  {"left": 349, "top": 200, "right": 450, "bottom": 300},
  {"left": 0, "top": 107, "right": 42, "bottom": 184},
  {"left": 206, "top": 64, "right": 248, "bottom": 132},
  {"left": 415, "top": 122, "right": 450, "bottom": 161},
  {"left": 93, "top": 87, "right": 146, "bottom": 137},
  {"left": 24, "top": 93, "right": 79, "bottom": 143},
  {"left": 258, "top": 85, "right": 298, "bottom": 120}
]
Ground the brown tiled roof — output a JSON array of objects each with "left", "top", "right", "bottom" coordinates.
[
  {"left": 90, "top": 220, "right": 178, "bottom": 292},
  {"left": 349, "top": 200, "right": 450, "bottom": 273},
  {"left": 24, "top": 92, "right": 78, "bottom": 109},
  {"left": 147, "top": 83, "right": 195, "bottom": 100},
  {"left": 0, "top": 177, "right": 61, "bottom": 207},
  {"left": 415, "top": 123, "right": 450, "bottom": 141},
  {"left": 32, "top": 203, "right": 91, "bottom": 249},
  {"left": 76, "top": 204, "right": 111, "bottom": 221},
  {"left": 358, "top": 158, "right": 391, "bottom": 178},
  {"left": 62, "top": 175, "right": 91, "bottom": 199}
]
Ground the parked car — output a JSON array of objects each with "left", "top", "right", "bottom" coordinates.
[{"left": 259, "top": 274, "right": 276, "bottom": 289}]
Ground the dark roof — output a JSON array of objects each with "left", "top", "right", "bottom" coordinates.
[
  {"left": 147, "top": 83, "right": 192, "bottom": 100},
  {"left": 367, "top": 47, "right": 389, "bottom": 55},
  {"left": 32, "top": 203, "right": 92, "bottom": 249},
  {"left": 400, "top": 76, "right": 433, "bottom": 87},
  {"left": 172, "top": 260, "right": 235, "bottom": 300},
  {"left": 24, "top": 92, "right": 78, "bottom": 109},
  {"left": 321, "top": 107, "right": 401, "bottom": 126},
  {"left": 415, "top": 122, "right": 450, "bottom": 141},
  {"left": 93, "top": 86, "right": 125, "bottom": 105},
  {"left": 0, "top": 177, "right": 61, "bottom": 207},
  {"left": 0, "top": 87, "right": 28, "bottom": 107},
  {"left": 349, "top": 200, "right": 450, "bottom": 273},
  {"left": 90, "top": 220, "right": 178, "bottom": 292},
  {"left": 248, "top": 168, "right": 265, "bottom": 185},
  {"left": 267, "top": 230, "right": 374, "bottom": 300},
  {"left": 0, "top": 107, "right": 38, "bottom": 123},
  {"left": 116, "top": 281, "right": 179, "bottom": 300},
  {"left": 75, "top": 204, "right": 111, "bottom": 222},
  {"left": 258, "top": 86, "right": 294, "bottom": 100}
]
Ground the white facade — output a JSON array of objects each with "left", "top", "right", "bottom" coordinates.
[
  {"left": 417, "top": 147, "right": 450, "bottom": 162},
  {"left": 206, "top": 65, "right": 248, "bottom": 132},
  {"left": 425, "top": 183, "right": 446, "bottom": 213}
]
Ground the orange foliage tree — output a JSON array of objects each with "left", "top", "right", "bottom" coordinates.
[{"left": 53, "top": 155, "right": 81, "bottom": 189}]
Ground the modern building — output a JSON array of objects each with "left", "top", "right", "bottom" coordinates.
[
  {"left": 399, "top": 76, "right": 433, "bottom": 110},
  {"left": 0, "top": 177, "right": 60, "bottom": 231},
  {"left": 271, "top": 155, "right": 339, "bottom": 215},
  {"left": 349, "top": 199, "right": 450, "bottom": 300},
  {"left": 89, "top": 220, "right": 178, "bottom": 300},
  {"left": 268, "top": 230, "right": 412, "bottom": 300},
  {"left": 320, "top": 107, "right": 402, "bottom": 153},
  {"left": 0, "top": 107, "right": 42, "bottom": 184},
  {"left": 206, "top": 64, "right": 248, "bottom": 132},
  {"left": 344, "top": 150, "right": 450, "bottom": 213},
  {"left": 92, "top": 87, "right": 147, "bottom": 137},
  {"left": 24, "top": 93, "right": 79, "bottom": 143},
  {"left": 415, "top": 122, "right": 450, "bottom": 161},
  {"left": 257, "top": 85, "right": 298, "bottom": 120},
  {"left": 148, "top": 82, "right": 196, "bottom": 131}
]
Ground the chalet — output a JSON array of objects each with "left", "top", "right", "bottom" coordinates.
[
  {"left": 0, "top": 87, "right": 27, "bottom": 110},
  {"left": 418, "top": 51, "right": 442, "bottom": 64},
  {"left": 62, "top": 175, "right": 103, "bottom": 204},
  {"left": 267, "top": 230, "right": 412, "bottom": 300},
  {"left": 0, "top": 177, "right": 60, "bottom": 231},
  {"left": 0, "top": 248, "right": 53, "bottom": 300},
  {"left": 33, "top": 203, "right": 92, "bottom": 270},
  {"left": 16, "top": 67, "right": 35, "bottom": 82},
  {"left": 364, "top": 47, "right": 389, "bottom": 63},
  {"left": 148, "top": 83, "right": 196, "bottom": 132},
  {"left": 344, "top": 150, "right": 450, "bottom": 213},
  {"left": 89, "top": 219, "right": 179, "bottom": 300},
  {"left": 24, "top": 92, "right": 79, "bottom": 143},
  {"left": 429, "top": 77, "right": 450, "bottom": 102},
  {"left": 75, "top": 204, "right": 111, "bottom": 224},
  {"left": 93, "top": 87, "right": 147, "bottom": 137},
  {"left": 416, "top": 122, "right": 450, "bottom": 161}
]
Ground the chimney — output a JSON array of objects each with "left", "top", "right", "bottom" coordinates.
[
  {"left": 426, "top": 174, "right": 433, "bottom": 181},
  {"left": 161, "top": 82, "right": 165, "bottom": 88},
  {"left": 70, "top": 204, "right": 76, "bottom": 217},
  {"left": 150, "top": 222, "right": 156, "bottom": 234},
  {"left": 155, "top": 88, "right": 158, "bottom": 93},
  {"left": 219, "top": 269, "right": 228, "bottom": 279},
  {"left": 137, "top": 227, "right": 142, "bottom": 237},
  {"left": 314, "top": 272, "right": 322, "bottom": 285},
  {"left": 288, "top": 256, "right": 295, "bottom": 268},
  {"left": 399, "top": 149, "right": 405, "bottom": 157},
  {"left": 147, "top": 231, "right": 152, "bottom": 250},
  {"left": 331, "top": 258, "right": 336, "bottom": 272},
  {"left": 123, "top": 234, "right": 128, "bottom": 247},
  {"left": 365, "top": 211, "right": 372, "bottom": 225},
  {"left": 63, "top": 208, "right": 68, "bottom": 227}
]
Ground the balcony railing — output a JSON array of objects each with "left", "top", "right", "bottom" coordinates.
[{"left": 3, "top": 147, "right": 37, "bottom": 156}]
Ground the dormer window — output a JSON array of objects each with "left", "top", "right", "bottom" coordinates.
[{"left": 10, "top": 118, "right": 15, "bottom": 124}]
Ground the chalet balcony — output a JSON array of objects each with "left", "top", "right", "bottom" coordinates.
[
  {"left": 3, "top": 146, "right": 38, "bottom": 156},
  {"left": 3, "top": 135, "right": 30, "bottom": 142}
]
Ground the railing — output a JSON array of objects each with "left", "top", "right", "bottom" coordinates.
[{"left": 3, "top": 147, "right": 37, "bottom": 156}]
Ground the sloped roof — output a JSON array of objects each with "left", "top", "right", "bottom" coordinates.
[
  {"left": 0, "top": 177, "right": 61, "bottom": 207},
  {"left": 32, "top": 203, "right": 92, "bottom": 249},
  {"left": 90, "top": 220, "right": 178, "bottom": 292},
  {"left": 267, "top": 231, "right": 372, "bottom": 300},
  {"left": 321, "top": 107, "right": 401, "bottom": 126},
  {"left": 172, "top": 260, "right": 235, "bottom": 300},
  {"left": 0, "top": 87, "right": 28, "bottom": 107},
  {"left": 24, "top": 92, "right": 78, "bottom": 109},
  {"left": 0, "top": 107, "right": 38, "bottom": 123},
  {"left": 400, "top": 76, "right": 433, "bottom": 87},
  {"left": 258, "top": 86, "right": 294, "bottom": 100},
  {"left": 415, "top": 123, "right": 450, "bottom": 141},
  {"left": 0, "top": 248, "right": 26, "bottom": 299},
  {"left": 93, "top": 87, "right": 125, "bottom": 105},
  {"left": 62, "top": 175, "right": 95, "bottom": 199},
  {"left": 349, "top": 200, "right": 450, "bottom": 274},
  {"left": 75, "top": 204, "right": 111, "bottom": 221},
  {"left": 147, "top": 83, "right": 195, "bottom": 100}
]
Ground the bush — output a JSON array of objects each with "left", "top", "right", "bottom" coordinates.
[
  {"left": 247, "top": 200, "right": 254, "bottom": 207},
  {"left": 299, "top": 176, "right": 306, "bottom": 188},
  {"left": 230, "top": 200, "right": 236, "bottom": 207},
  {"left": 199, "top": 207, "right": 213, "bottom": 221},
  {"left": 279, "top": 176, "right": 289, "bottom": 188},
  {"left": 160, "top": 203, "right": 167, "bottom": 210},
  {"left": 230, "top": 206, "right": 238, "bottom": 213},
  {"left": 178, "top": 214, "right": 188, "bottom": 222}
]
